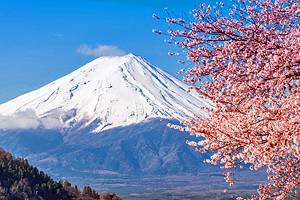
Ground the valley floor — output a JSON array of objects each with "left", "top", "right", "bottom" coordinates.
[{"left": 66, "top": 172, "right": 266, "bottom": 200}]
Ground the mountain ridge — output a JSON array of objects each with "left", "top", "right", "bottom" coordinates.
[
  {"left": 0, "top": 53, "right": 211, "bottom": 132},
  {"left": 0, "top": 54, "right": 214, "bottom": 181}
]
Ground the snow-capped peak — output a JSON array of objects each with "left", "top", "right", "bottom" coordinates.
[{"left": 0, "top": 54, "right": 211, "bottom": 132}]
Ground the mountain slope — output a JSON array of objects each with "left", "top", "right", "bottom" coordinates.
[
  {"left": 0, "top": 147, "right": 122, "bottom": 200},
  {"left": 0, "top": 148, "right": 69, "bottom": 200},
  {"left": 0, "top": 54, "right": 210, "bottom": 132},
  {"left": 0, "top": 54, "right": 214, "bottom": 180},
  {"left": 0, "top": 119, "right": 213, "bottom": 177}
]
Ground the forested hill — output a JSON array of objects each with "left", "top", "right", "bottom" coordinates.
[{"left": 0, "top": 147, "right": 121, "bottom": 200}]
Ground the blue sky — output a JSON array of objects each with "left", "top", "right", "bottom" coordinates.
[{"left": 0, "top": 0, "right": 204, "bottom": 103}]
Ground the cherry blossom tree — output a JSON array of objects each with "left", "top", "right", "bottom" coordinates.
[{"left": 153, "top": 0, "right": 300, "bottom": 199}]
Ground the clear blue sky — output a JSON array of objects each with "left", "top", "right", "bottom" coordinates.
[{"left": 0, "top": 0, "right": 206, "bottom": 103}]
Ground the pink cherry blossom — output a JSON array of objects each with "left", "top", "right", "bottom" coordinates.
[{"left": 157, "top": 0, "right": 300, "bottom": 199}]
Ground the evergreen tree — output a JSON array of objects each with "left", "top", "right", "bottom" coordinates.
[{"left": 0, "top": 147, "right": 121, "bottom": 200}]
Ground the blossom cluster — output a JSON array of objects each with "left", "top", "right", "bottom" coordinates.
[{"left": 155, "top": 0, "right": 300, "bottom": 199}]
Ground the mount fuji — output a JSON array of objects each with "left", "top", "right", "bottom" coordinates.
[
  {"left": 0, "top": 53, "right": 210, "bottom": 132},
  {"left": 0, "top": 54, "right": 214, "bottom": 178}
]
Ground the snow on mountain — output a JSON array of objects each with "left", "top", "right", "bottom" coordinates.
[{"left": 0, "top": 53, "right": 211, "bottom": 132}]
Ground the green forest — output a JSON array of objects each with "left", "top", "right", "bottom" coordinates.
[{"left": 0, "top": 147, "right": 121, "bottom": 200}]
